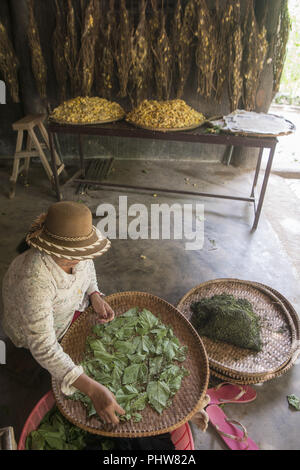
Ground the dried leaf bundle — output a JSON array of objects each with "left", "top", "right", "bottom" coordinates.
[
  {"left": 27, "top": 0, "right": 47, "bottom": 100},
  {"left": 214, "top": 0, "right": 232, "bottom": 102},
  {"left": 64, "top": 0, "right": 79, "bottom": 96},
  {"left": 227, "top": 1, "right": 243, "bottom": 111},
  {"left": 149, "top": 0, "right": 160, "bottom": 44},
  {"left": 152, "top": 6, "right": 172, "bottom": 100},
  {"left": 52, "top": 0, "right": 68, "bottom": 102},
  {"left": 95, "top": 0, "right": 116, "bottom": 98},
  {"left": 171, "top": 0, "right": 182, "bottom": 88},
  {"left": 130, "top": 0, "right": 151, "bottom": 105},
  {"left": 0, "top": 22, "right": 19, "bottom": 102},
  {"left": 172, "top": 0, "right": 196, "bottom": 98},
  {"left": 195, "top": 0, "right": 218, "bottom": 99},
  {"left": 242, "top": 1, "right": 268, "bottom": 110},
  {"left": 114, "top": 0, "right": 132, "bottom": 98},
  {"left": 76, "top": 0, "right": 100, "bottom": 96},
  {"left": 94, "top": 1, "right": 104, "bottom": 97}
]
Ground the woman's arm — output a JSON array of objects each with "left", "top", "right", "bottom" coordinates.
[
  {"left": 86, "top": 260, "right": 115, "bottom": 322},
  {"left": 19, "top": 277, "right": 123, "bottom": 423}
]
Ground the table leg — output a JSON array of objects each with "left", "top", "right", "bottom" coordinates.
[
  {"left": 250, "top": 147, "right": 264, "bottom": 197},
  {"left": 225, "top": 145, "right": 234, "bottom": 166},
  {"left": 78, "top": 134, "right": 85, "bottom": 177},
  {"left": 49, "top": 131, "right": 62, "bottom": 201},
  {"left": 251, "top": 144, "right": 276, "bottom": 231}
]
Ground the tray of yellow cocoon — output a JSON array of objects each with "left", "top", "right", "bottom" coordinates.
[
  {"left": 49, "top": 96, "right": 125, "bottom": 125},
  {"left": 126, "top": 99, "right": 206, "bottom": 132}
]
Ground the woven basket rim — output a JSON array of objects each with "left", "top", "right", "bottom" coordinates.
[
  {"left": 210, "top": 355, "right": 295, "bottom": 384},
  {"left": 177, "top": 278, "right": 299, "bottom": 381},
  {"left": 125, "top": 119, "right": 206, "bottom": 133},
  {"left": 209, "top": 114, "right": 296, "bottom": 137},
  {"left": 52, "top": 291, "right": 210, "bottom": 437},
  {"left": 48, "top": 114, "right": 125, "bottom": 126}
]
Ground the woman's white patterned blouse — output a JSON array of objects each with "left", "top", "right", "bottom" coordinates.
[{"left": 1, "top": 248, "right": 100, "bottom": 395}]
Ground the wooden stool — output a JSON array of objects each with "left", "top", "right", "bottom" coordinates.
[{"left": 9, "top": 114, "right": 65, "bottom": 198}]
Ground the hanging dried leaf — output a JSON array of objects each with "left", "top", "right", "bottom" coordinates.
[
  {"left": 195, "top": 0, "right": 218, "bottom": 99},
  {"left": 214, "top": 0, "right": 232, "bottom": 102},
  {"left": 64, "top": 0, "right": 79, "bottom": 97},
  {"left": 171, "top": 0, "right": 182, "bottom": 79},
  {"left": 0, "top": 22, "right": 20, "bottom": 102},
  {"left": 76, "top": 0, "right": 100, "bottom": 96},
  {"left": 52, "top": 0, "right": 68, "bottom": 102},
  {"left": 242, "top": 0, "right": 268, "bottom": 110},
  {"left": 149, "top": 0, "right": 160, "bottom": 44},
  {"left": 148, "top": 0, "right": 160, "bottom": 95},
  {"left": 27, "top": 0, "right": 47, "bottom": 100},
  {"left": 129, "top": 0, "right": 151, "bottom": 105},
  {"left": 96, "top": 0, "right": 116, "bottom": 98},
  {"left": 114, "top": 0, "right": 132, "bottom": 98},
  {"left": 227, "top": 1, "right": 243, "bottom": 111},
  {"left": 152, "top": 6, "right": 172, "bottom": 100},
  {"left": 176, "top": 0, "right": 196, "bottom": 98}
]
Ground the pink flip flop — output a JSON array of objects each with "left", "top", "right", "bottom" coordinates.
[
  {"left": 207, "top": 382, "right": 257, "bottom": 405},
  {"left": 206, "top": 404, "right": 259, "bottom": 450}
]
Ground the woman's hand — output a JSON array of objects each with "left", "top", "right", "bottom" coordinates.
[
  {"left": 72, "top": 374, "right": 125, "bottom": 424},
  {"left": 89, "top": 382, "right": 125, "bottom": 425},
  {"left": 90, "top": 293, "right": 115, "bottom": 323}
]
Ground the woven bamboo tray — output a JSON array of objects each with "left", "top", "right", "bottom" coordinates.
[
  {"left": 207, "top": 115, "right": 296, "bottom": 138},
  {"left": 48, "top": 114, "right": 125, "bottom": 126},
  {"left": 125, "top": 120, "right": 206, "bottom": 133},
  {"left": 177, "top": 279, "right": 299, "bottom": 384},
  {"left": 208, "top": 281, "right": 300, "bottom": 384},
  {"left": 52, "top": 291, "right": 209, "bottom": 437},
  {"left": 209, "top": 357, "right": 297, "bottom": 385}
]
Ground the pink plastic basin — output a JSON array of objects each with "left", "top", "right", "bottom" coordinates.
[{"left": 18, "top": 391, "right": 194, "bottom": 450}]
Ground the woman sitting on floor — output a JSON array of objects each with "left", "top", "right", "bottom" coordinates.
[{"left": 1, "top": 201, "right": 124, "bottom": 425}]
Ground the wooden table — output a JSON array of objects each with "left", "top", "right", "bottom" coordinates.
[{"left": 47, "top": 120, "right": 278, "bottom": 230}]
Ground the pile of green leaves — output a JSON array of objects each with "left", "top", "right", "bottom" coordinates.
[
  {"left": 190, "top": 294, "right": 262, "bottom": 352},
  {"left": 70, "top": 307, "right": 189, "bottom": 422},
  {"left": 25, "top": 406, "right": 114, "bottom": 450}
]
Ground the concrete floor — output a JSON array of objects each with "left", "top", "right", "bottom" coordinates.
[{"left": 0, "top": 151, "right": 299, "bottom": 450}]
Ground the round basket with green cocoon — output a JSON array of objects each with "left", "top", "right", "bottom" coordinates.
[
  {"left": 52, "top": 292, "right": 209, "bottom": 437},
  {"left": 204, "top": 281, "right": 300, "bottom": 384},
  {"left": 177, "top": 279, "right": 299, "bottom": 385}
]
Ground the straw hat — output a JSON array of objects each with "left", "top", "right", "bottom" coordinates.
[{"left": 26, "top": 201, "right": 111, "bottom": 260}]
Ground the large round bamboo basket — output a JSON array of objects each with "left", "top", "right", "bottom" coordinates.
[
  {"left": 52, "top": 291, "right": 209, "bottom": 437},
  {"left": 48, "top": 114, "right": 125, "bottom": 126},
  {"left": 126, "top": 120, "right": 206, "bottom": 133},
  {"left": 177, "top": 279, "right": 299, "bottom": 384},
  {"left": 207, "top": 281, "right": 300, "bottom": 384}
]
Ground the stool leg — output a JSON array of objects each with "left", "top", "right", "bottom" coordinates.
[
  {"left": 28, "top": 128, "right": 53, "bottom": 181},
  {"left": 49, "top": 130, "right": 62, "bottom": 201},
  {"left": 38, "top": 122, "right": 62, "bottom": 166},
  {"left": 23, "top": 133, "right": 32, "bottom": 185},
  {"left": 39, "top": 121, "right": 69, "bottom": 182},
  {"left": 9, "top": 130, "right": 23, "bottom": 199}
]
